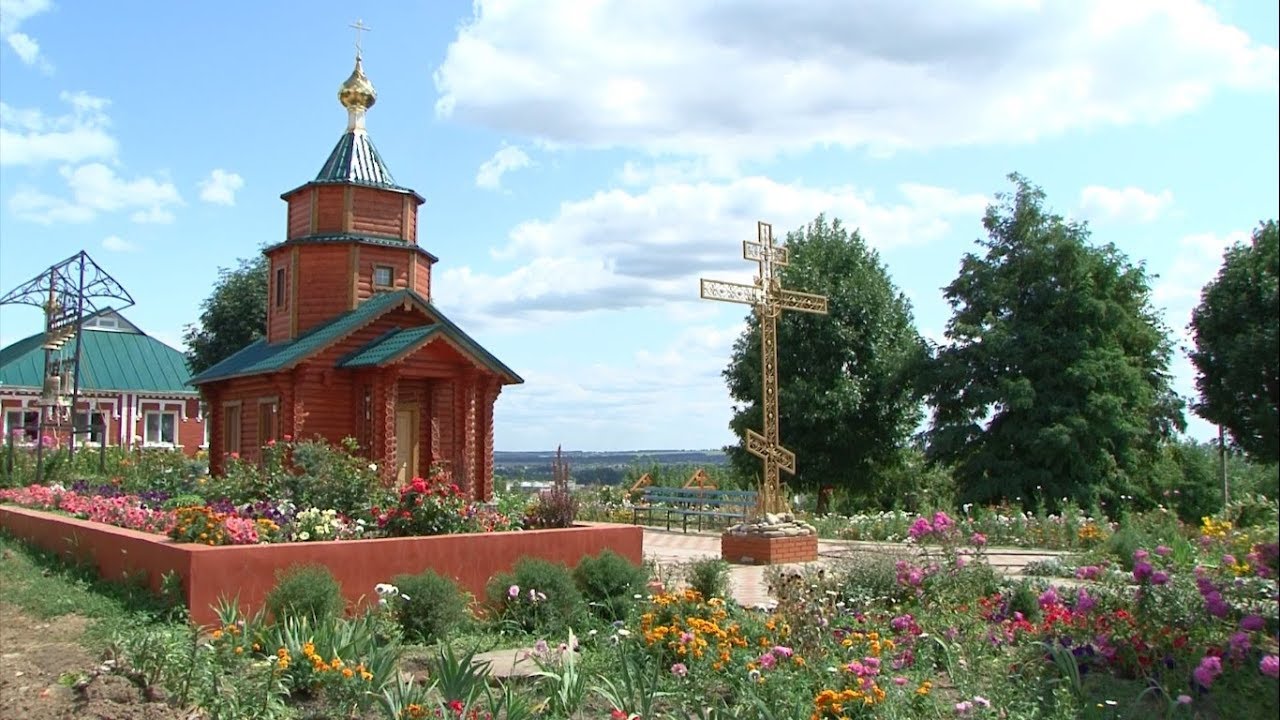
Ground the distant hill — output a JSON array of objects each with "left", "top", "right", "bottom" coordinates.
[
  {"left": 493, "top": 448, "right": 730, "bottom": 486},
  {"left": 494, "top": 449, "right": 728, "bottom": 467}
]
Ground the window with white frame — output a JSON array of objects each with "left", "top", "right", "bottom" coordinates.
[
  {"left": 72, "top": 410, "right": 107, "bottom": 444},
  {"left": 4, "top": 410, "right": 38, "bottom": 443},
  {"left": 143, "top": 411, "right": 178, "bottom": 446}
]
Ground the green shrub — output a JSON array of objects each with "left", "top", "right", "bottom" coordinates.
[
  {"left": 834, "top": 553, "right": 906, "bottom": 604},
  {"left": 684, "top": 557, "right": 730, "bottom": 600},
  {"left": 1006, "top": 580, "right": 1042, "bottom": 623},
  {"left": 265, "top": 564, "right": 344, "bottom": 623},
  {"left": 162, "top": 493, "right": 206, "bottom": 510},
  {"left": 486, "top": 558, "right": 585, "bottom": 636},
  {"left": 286, "top": 437, "right": 381, "bottom": 517},
  {"left": 573, "top": 549, "right": 649, "bottom": 621},
  {"left": 391, "top": 570, "right": 471, "bottom": 644}
]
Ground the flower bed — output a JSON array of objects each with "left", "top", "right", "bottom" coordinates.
[{"left": 0, "top": 504, "right": 641, "bottom": 625}]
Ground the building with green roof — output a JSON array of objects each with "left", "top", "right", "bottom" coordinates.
[
  {"left": 192, "top": 51, "right": 521, "bottom": 500},
  {"left": 0, "top": 309, "right": 206, "bottom": 453}
]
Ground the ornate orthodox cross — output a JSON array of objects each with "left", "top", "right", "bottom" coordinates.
[
  {"left": 350, "top": 19, "right": 372, "bottom": 56},
  {"left": 701, "top": 221, "right": 828, "bottom": 517}
]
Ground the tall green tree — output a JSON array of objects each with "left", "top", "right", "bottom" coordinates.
[
  {"left": 922, "top": 174, "right": 1184, "bottom": 512},
  {"left": 183, "top": 254, "right": 267, "bottom": 375},
  {"left": 723, "top": 215, "right": 926, "bottom": 497},
  {"left": 1189, "top": 220, "right": 1279, "bottom": 464}
]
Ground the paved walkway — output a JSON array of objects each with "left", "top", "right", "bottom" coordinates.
[{"left": 641, "top": 528, "right": 1068, "bottom": 609}]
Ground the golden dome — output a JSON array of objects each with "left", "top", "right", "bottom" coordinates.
[{"left": 339, "top": 55, "right": 377, "bottom": 113}]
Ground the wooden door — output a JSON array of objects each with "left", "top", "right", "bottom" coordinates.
[{"left": 395, "top": 404, "right": 420, "bottom": 483}]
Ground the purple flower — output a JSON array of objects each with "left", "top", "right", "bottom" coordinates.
[
  {"left": 1229, "top": 631, "right": 1251, "bottom": 656},
  {"left": 1151, "top": 571, "right": 1170, "bottom": 585},
  {"left": 1222, "top": 554, "right": 1237, "bottom": 566},
  {"left": 1154, "top": 545, "right": 1172, "bottom": 557},
  {"left": 1133, "top": 561, "right": 1153, "bottom": 583},
  {"left": 970, "top": 532, "right": 987, "bottom": 547},
  {"left": 1038, "top": 587, "right": 1059, "bottom": 609},
  {"left": 1193, "top": 655, "right": 1222, "bottom": 688},
  {"left": 1075, "top": 588, "right": 1096, "bottom": 614},
  {"left": 1133, "top": 549, "right": 1150, "bottom": 562},
  {"left": 1241, "top": 614, "right": 1266, "bottom": 632}
]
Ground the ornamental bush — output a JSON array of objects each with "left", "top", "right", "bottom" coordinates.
[
  {"left": 573, "top": 549, "right": 649, "bottom": 621},
  {"left": 486, "top": 557, "right": 585, "bottom": 636},
  {"left": 265, "top": 563, "right": 344, "bottom": 623},
  {"left": 391, "top": 569, "right": 472, "bottom": 644}
]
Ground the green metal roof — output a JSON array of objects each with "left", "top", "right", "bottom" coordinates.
[
  {"left": 189, "top": 289, "right": 522, "bottom": 385},
  {"left": 316, "top": 130, "right": 403, "bottom": 189},
  {"left": 0, "top": 318, "right": 197, "bottom": 395},
  {"left": 262, "top": 233, "right": 439, "bottom": 264},
  {"left": 338, "top": 325, "right": 442, "bottom": 368}
]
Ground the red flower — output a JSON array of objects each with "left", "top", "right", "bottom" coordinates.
[{"left": 611, "top": 710, "right": 628, "bottom": 720}]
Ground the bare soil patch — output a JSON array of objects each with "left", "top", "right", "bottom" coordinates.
[{"left": 0, "top": 603, "right": 192, "bottom": 720}]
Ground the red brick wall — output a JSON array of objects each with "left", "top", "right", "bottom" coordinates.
[{"left": 1, "top": 506, "right": 642, "bottom": 626}]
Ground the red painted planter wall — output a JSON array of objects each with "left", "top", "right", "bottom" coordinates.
[{"left": 0, "top": 506, "right": 642, "bottom": 625}]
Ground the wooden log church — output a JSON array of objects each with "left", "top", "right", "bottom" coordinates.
[{"left": 191, "top": 50, "right": 522, "bottom": 499}]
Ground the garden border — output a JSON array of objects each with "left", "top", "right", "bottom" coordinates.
[{"left": 0, "top": 505, "right": 642, "bottom": 625}]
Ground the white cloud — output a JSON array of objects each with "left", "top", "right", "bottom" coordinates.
[
  {"left": 1153, "top": 230, "right": 1248, "bottom": 311},
  {"left": 434, "top": 177, "right": 987, "bottom": 329},
  {"left": 9, "top": 162, "right": 183, "bottom": 224},
  {"left": 101, "top": 235, "right": 137, "bottom": 253},
  {"left": 1079, "top": 185, "right": 1174, "bottom": 223},
  {"left": 497, "top": 323, "right": 741, "bottom": 449},
  {"left": 197, "top": 168, "right": 245, "bottom": 205},
  {"left": 0, "top": 0, "right": 53, "bottom": 69},
  {"left": 0, "top": 91, "right": 117, "bottom": 166},
  {"left": 475, "top": 143, "right": 531, "bottom": 190},
  {"left": 434, "top": 0, "right": 1278, "bottom": 159}
]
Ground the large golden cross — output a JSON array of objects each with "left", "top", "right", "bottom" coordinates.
[{"left": 700, "top": 221, "right": 828, "bottom": 517}]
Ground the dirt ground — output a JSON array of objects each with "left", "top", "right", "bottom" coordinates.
[{"left": 0, "top": 603, "right": 193, "bottom": 720}]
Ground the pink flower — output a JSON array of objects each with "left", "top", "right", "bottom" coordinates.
[
  {"left": 955, "top": 700, "right": 973, "bottom": 715},
  {"left": 670, "top": 662, "right": 688, "bottom": 677},
  {"left": 1260, "top": 655, "right": 1279, "bottom": 679},
  {"left": 893, "top": 676, "right": 908, "bottom": 686},
  {"left": 969, "top": 532, "right": 987, "bottom": 547},
  {"left": 758, "top": 653, "right": 776, "bottom": 670},
  {"left": 1176, "top": 695, "right": 1192, "bottom": 705},
  {"left": 772, "top": 646, "right": 793, "bottom": 658},
  {"left": 507, "top": 584, "right": 520, "bottom": 598},
  {"left": 1155, "top": 545, "right": 1172, "bottom": 557}
]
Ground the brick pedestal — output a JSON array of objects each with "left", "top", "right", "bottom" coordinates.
[{"left": 721, "top": 531, "right": 818, "bottom": 565}]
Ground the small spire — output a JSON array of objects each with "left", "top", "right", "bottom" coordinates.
[{"left": 339, "top": 20, "right": 377, "bottom": 132}]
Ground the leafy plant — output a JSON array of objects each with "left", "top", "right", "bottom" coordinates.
[
  {"left": 525, "top": 486, "right": 579, "bottom": 529},
  {"left": 392, "top": 569, "right": 472, "bottom": 644},
  {"left": 573, "top": 549, "right": 649, "bottom": 621},
  {"left": 264, "top": 563, "right": 344, "bottom": 623},
  {"left": 486, "top": 557, "right": 585, "bottom": 635},
  {"left": 684, "top": 557, "right": 731, "bottom": 600}
]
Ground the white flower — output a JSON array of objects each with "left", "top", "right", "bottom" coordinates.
[
  {"left": 297, "top": 531, "right": 310, "bottom": 541},
  {"left": 616, "top": 628, "right": 631, "bottom": 637},
  {"left": 368, "top": 463, "right": 378, "bottom": 472},
  {"left": 375, "top": 583, "right": 400, "bottom": 597}
]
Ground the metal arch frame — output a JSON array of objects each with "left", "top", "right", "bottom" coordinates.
[{"left": 0, "top": 251, "right": 134, "bottom": 481}]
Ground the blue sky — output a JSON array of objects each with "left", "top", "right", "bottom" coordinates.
[{"left": 1, "top": 0, "right": 1276, "bottom": 452}]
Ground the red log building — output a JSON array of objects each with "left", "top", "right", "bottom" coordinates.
[{"left": 191, "top": 53, "right": 521, "bottom": 499}]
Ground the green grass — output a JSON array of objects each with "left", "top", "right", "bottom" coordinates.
[{"left": 0, "top": 532, "right": 182, "bottom": 649}]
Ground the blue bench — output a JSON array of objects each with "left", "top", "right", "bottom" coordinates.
[{"left": 631, "top": 487, "right": 758, "bottom": 532}]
